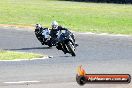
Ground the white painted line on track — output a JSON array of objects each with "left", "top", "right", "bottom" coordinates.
[
  {"left": 0, "top": 56, "right": 50, "bottom": 62},
  {"left": 3, "top": 80, "right": 40, "bottom": 84}
]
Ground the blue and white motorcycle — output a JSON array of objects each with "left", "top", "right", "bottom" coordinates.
[{"left": 35, "top": 27, "right": 53, "bottom": 47}]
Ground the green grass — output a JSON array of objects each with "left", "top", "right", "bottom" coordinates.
[
  {"left": 0, "top": 0, "right": 132, "bottom": 34},
  {"left": 0, "top": 50, "right": 44, "bottom": 60}
]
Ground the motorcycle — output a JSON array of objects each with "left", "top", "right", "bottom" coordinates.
[
  {"left": 56, "top": 30, "right": 76, "bottom": 56},
  {"left": 35, "top": 28, "right": 53, "bottom": 47}
]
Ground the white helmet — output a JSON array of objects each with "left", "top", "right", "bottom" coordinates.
[
  {"left": 51, "top": 21, "right": 58, "bottom": 29},
  {"left": 35, "top": 24, "right": 42, "bottom": 29}
]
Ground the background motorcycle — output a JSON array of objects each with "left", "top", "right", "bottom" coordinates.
[
  {"left": 35, "top": 28, "right": 52, "bottom": 47},
  {"left": 56, "top": 30, "right": 76, "bottom": 56}
]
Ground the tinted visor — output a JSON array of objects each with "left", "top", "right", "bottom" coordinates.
[{"left": 52, "top": 25, "right": 58, "bottom": 29}]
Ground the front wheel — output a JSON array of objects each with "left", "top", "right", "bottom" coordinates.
[{"left": 66, "top": 41, "right": 76, "bottom": 56}]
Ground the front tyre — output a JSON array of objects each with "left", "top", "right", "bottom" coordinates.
[{"left": 67, "top": 41, "right": 76, "bottom": 56}]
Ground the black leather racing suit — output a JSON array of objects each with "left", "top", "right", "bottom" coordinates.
[
  {"left": 35, "top": 27, "right": 48, "bottom": 45},
  {"left": 35, "top": 27, "right": 44, "bottom": 43}
]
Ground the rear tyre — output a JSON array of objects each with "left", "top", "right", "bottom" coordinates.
[
  {"left": 47, "top": 41, "right": 52, "bottom": 48},
  {"left": 48, "top": 44, "right": 52, "bottom": 48}
]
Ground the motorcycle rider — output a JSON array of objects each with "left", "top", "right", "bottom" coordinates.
[
  {"left": 50, "top": 21, "right": 77, "bottom": 54},
  {"left": 35, "top": 24, "right": 45, "bottom": 45}
]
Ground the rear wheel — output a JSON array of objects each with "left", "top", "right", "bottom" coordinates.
[
  {"left": 47, "top": 41, "right": 52, "bottom": 47},
  {"left": 48, "top": 44, "right": 52, "bottom": 48},
  {"left": 67, "top": 41, "right": 76, "bottom": 56}
]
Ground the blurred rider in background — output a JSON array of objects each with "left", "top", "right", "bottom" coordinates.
[{"left": 35, "top": 24, "right": 45, "bottom": 45}]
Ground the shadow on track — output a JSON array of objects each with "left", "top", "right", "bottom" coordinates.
[
  {"left": 4, "top": 47, "right": 51, "bottom": 51},
  {"left": 59, "top": 55, "right": 72, "bottom": 57}
]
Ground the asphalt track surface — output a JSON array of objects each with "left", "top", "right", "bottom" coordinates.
[{"left": 0, "top": 27, "right": 132, "bottom": 88}]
